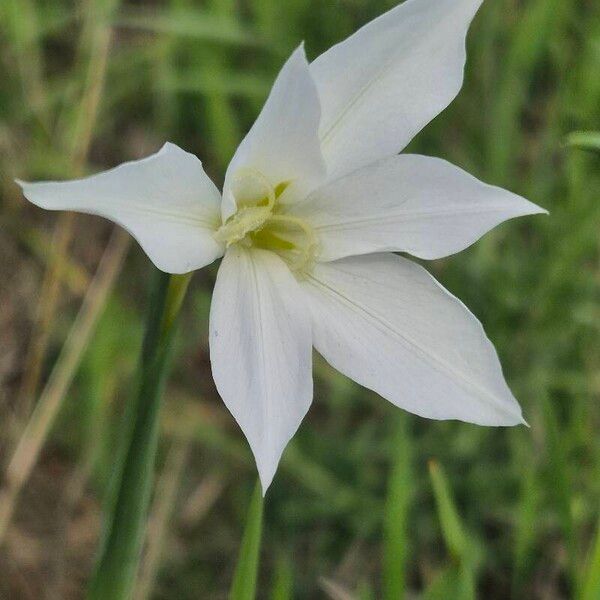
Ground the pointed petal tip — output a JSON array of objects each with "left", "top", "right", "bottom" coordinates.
[
  {"left": 158, "top": 141, "right": 176, "bottom": 154},
  {"left": 258, "top": 474, "right": 272, "bottom": 498},
  {"left": 289, "top": 41, "right": 310, "bottom": 66},
  {"left": 499, "top": 408, "right": 527, "bottom": 428},
  {"left": 500, "top": 190, "right": 548, "bottom": 219},
  {"left": 492, "top": 392, "right": 526, "bottom": 427},
  {"left": 256, "top": 460, "right": 277, "bottom": 497},
  {"left": 528, "top": 201, "right": 549, "bottom": 216},
  {"left": 15, "top": 178, "right": 40, "bottom": 200},
  {"left": 157, "top": 141, "right": 203, "bottom": 164},
  {"left": 15, "top": 179, "right": 51, "bottom": 208}
]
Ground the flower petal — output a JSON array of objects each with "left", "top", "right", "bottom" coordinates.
[
  {"left": 222, "top": 44, "right": 326, "bottom": 220},
  {"left": 209, "top": 246, "right": 313, "bottom": 492},
  {"left": 302, "top": 254, "right": 524, "bottom": 426},
  {"left": 310, "top": 0, "right": 483, "bottom": 179},
  {"left": 292, "top": 155, "right": 547, "bottom": 262},
  {"left": 18, "top": 143, "right": 223, "bottom": 274}
]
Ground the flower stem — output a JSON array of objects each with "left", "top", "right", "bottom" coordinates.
[
  {"left": 87, "top": 269, "right": 191, "bottom": 600},
  {"left": 229, "top": 480, "right": 264, "bottom": 600}
]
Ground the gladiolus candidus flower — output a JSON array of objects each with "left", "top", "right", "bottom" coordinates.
[{"left": 19, "top": 0, "right": 546, "bottom": 492}]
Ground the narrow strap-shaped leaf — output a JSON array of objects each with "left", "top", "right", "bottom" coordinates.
[
  {"left": 578, "top": 517, "right": 600, "bottom": 600},
  {"left": 422, "top": 567, "right": 466, "bottom": 600},
  {"left": 383, "top": 415, "right": 413, "bottom": 600},
  {"left": 428, "top": 461, "right": 476, "bottom": 600},
  {"left": 429, "top": 460, "right": 467, "bottom": 560},
  {"left": 87, "top": 269, "right": 191, "bottom": 600},
  {"left": 230, "top": 481, "right": 264, "bottom": 600}
]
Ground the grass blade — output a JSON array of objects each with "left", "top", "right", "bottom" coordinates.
[
  {"left": 579, "top": 519, "right": 600, "bottom": 600},
  {"left": 428, "top": 460, "right": 476, "bottom": 600},
  {"left": 116, "top": 8, "right": 262, "bottom": 46},
  {"left": 383, "top": 415, "right": 413, "bottom": 600},
  {"left": 429, "top": 460, "right": 467, "bottom": 560}
]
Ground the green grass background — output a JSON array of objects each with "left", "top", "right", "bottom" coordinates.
[{"left": 1, "top": 0, "right": 599, "bottom": 598}]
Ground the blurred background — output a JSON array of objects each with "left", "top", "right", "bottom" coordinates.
[{"left": 1, "top": 0, "right": 599, "bottom": 598}]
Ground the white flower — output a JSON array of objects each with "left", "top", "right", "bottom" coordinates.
[{"left": 19, "top": 0, "right": 546, "bottom": 492}]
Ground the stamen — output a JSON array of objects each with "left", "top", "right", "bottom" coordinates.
[
  {"left": 267, "top": 214, "right": 318, "bottom": 251},
  {"left": 213, "top": 204, "right": 272, "bottom": 246},
  {"left": 261, "top": 214, "right": 320, "bottom": 273},
  {"left": 230, "top": 168, "right": 276, "bottom": 210},
  {"left": 214, "top": 169, "right": 277, "bottom": 246}
]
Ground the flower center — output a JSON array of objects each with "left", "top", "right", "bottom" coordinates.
[{"left": 214, "top": 169, "right": 319, "bottom": 273}]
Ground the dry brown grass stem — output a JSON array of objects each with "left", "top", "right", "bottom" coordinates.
[
  {"left": 17, "top": 211, "right": 77, "bottom": 415},
  {"left": 319, "top": 578, "right": 357, "bottom": 600},
  {"left": 17, "top": 3, "right": 117, "bottom": 417},
  {"left": 180, "top": 473, "right": 225, "bottom": 527},
  {"left": 5, "top": 0, "right": 48, "bottom": 128},
  {"left": 0, "top": 227, "right": 130, "bottom": 546},
  {"left": 134, "top": 440, "right": 191, "bottom": 600}
]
